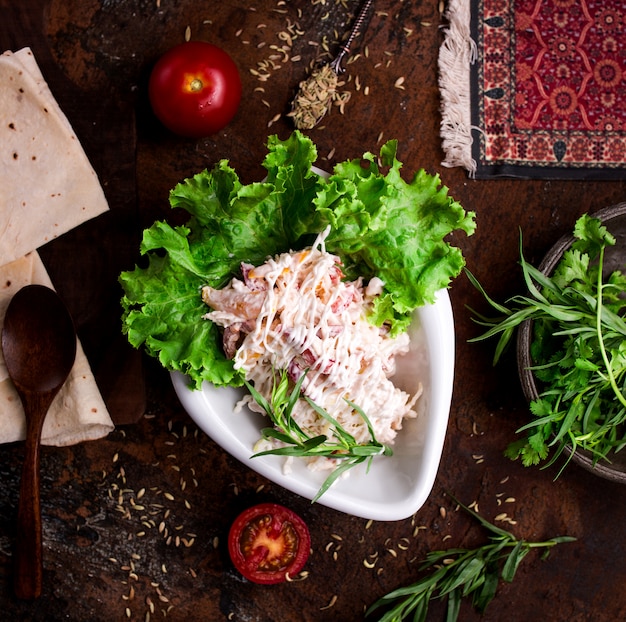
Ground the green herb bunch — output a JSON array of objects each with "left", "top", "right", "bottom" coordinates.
[
  {"left": 246, "top": 368, "right": 392, "bottom": 502},
  {"left": 468, "top": 214, "right": 626, "bottom": 469},
  {"left": 367, "top": 501, "right": 574, "bottom": 622}
]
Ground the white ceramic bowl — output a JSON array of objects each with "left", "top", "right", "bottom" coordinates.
[{"left": 171, "top": 288, "right": 454, "bottom": 521}]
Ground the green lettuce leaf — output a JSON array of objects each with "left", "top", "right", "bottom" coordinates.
[
  {"left": 319, "top": 139, "right": 476, "bottom": 333},
  {"left": 120, "top": 131, "right": 475, "bottom": 388}
]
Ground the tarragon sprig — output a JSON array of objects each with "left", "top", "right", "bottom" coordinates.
[
  {"left": 245, "top": 368, "right": 392, "bottom": 502},
  {"left": 467, "top": 214, "right": 626, "bottom": 469},
  {"left": 366, "top": 500, "right": 575, "bottom": 622}
]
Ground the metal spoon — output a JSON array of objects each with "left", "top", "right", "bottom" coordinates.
[
  {"left": 328, "top": 0, "right": 374, "bottom": 75},
  {"left": 1, "top": 284, "right": 77, "bottom": 599},
  {"left": 290, "top": 0, "right": 374, "bottom": 129}
]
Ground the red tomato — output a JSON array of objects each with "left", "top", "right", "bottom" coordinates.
[
  {"left": 227, "top": 503, "right": 311, "bottom": 584},
  {"left": 148, "top": 41, "right": 241, "bottom": 138}
]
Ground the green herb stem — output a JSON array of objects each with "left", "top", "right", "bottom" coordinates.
[
  {"left": 467, "top": 214, "right": 626, "bottom": 469},
  {"left": 595, "top": 246, "right": 626, "bottom": 410},
  {"left": 366, "top": 500, "right": 575, "bottom": 622},
  {"left": 246, "top": 368, "right": 392, "bottom": 502}
]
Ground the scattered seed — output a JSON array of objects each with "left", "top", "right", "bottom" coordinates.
[{"left": 320, "top": 595, "right": 337, "bottom": 610}]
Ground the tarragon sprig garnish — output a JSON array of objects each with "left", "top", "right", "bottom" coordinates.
[
  {"left": 467, "top": 214, "right": 626, "bottom": 470},
  {"left": 366, "top": 499, "right": 575, "bottom": 622},
  {"left": 245, "top": 368, "right": 392, "bottom": 502}
]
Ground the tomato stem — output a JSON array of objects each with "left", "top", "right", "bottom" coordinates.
[{"left": 189, "top": 78, "right": 203, "bottom": 92}]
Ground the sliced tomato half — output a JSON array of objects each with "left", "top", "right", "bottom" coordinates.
[{"left": 227, "top": 502, "right": 311, "bottom": 584}]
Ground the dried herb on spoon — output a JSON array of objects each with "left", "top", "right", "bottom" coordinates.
[{"left": 290, "top": 0, "right": 374, "bottom": 129}]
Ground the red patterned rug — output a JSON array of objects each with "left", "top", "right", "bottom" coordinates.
[{"left": 439, "top": 0, "right": 626, "bottom": 178}]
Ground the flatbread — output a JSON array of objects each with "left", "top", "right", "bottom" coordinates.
[
  {"left": 0, "top": 252, "right": 114, "bottom": 446},
  {"left": 0, "top": 47, "right": 109, "bottom": 266}
]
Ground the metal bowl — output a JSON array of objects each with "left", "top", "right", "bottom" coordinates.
[{"left": 517, "top": 203, "right": 626, "bottom": 483}]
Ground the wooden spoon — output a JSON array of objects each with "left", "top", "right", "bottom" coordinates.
[{"left": 1, "top": 284, "right": 77, "bottom": 599}]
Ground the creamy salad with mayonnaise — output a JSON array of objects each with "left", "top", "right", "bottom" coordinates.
[{"left": 201, "top": 229, "right": 421, "bottom": 469}]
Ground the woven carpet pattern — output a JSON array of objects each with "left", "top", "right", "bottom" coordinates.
[{"left": 474, "top": 0, "right": 626, "bottom": 177}]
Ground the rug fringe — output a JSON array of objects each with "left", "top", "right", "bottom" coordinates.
[{"left": 438, "top": 0, "right": 477, "bottom": 177}]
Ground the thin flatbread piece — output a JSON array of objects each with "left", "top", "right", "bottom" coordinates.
[
  {"left": 0, "top": 47, "right": 109, "bottom": 266},
  {"left": 0, "top": 252, "right": 114, "bottom": 446}
]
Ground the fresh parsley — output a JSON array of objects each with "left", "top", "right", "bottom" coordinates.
[
  {"left": 366, "top": 500, "right": 574, "bottom": 622},
  {"left": 246, "top": 368, "right": 392, "bottom": 502},
  {"left": 468, "top": 214, "right": 626, "bottom": 470}
]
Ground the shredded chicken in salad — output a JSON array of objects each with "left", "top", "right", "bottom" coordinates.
[{"left": 201, "top": 228, "right": 422, "bottom": 470}]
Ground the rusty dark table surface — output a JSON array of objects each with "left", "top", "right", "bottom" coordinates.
[{"left": 1, "top": 1, "right": 626, "bottom": 621}]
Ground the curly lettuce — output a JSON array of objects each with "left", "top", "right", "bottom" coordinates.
[{"left": 120, "top": 131, "right": 475, "bottom": 388}]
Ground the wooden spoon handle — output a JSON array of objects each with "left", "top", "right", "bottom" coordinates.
[
  {"left": 15, "top": 428, "right": 43, "bottom": 599},
  {"left": 14, "top": 391, "right": 52, "bottom": 599}
]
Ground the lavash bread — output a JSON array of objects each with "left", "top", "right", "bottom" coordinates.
[
  {"left": 0, "top": 48, "right": 114, "bottom": 445},
  {"left": 0, "top": 253, "right": 114, "bottom": 445},
  {"left": 0, "top": 47, "right": 109, "bottom": 266}
]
